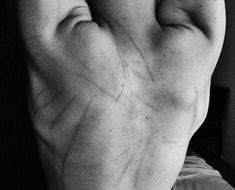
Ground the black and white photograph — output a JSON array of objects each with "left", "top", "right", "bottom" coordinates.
[{"left": 1, "top": 0, "right": 235, "bottom": 189}]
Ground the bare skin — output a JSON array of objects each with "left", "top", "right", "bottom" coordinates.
[{"left": 18, "top": 0, "right": 225, "bottom": 190}]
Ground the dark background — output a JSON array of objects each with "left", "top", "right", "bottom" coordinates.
[{"left": 0, "top": 1, "right": 48, "bottom": 189}]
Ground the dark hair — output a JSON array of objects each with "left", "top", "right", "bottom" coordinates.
[{"left": 1, "top": 1, "right": 48, "bottom": 189}]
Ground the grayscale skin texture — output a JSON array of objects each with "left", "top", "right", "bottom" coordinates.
[{"left": 18, "top": 0, "right": 225, "bottom": 190}]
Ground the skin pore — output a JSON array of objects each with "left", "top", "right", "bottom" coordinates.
[{"left": 18, "top": 0, "right": 225, "bottom": 190}]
